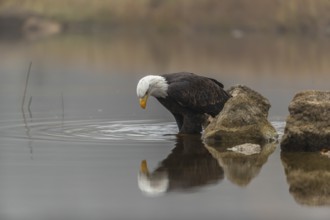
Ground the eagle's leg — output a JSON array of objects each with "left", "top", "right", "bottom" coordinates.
[
  {"left": 173, "top": 114, "right": 184, "bottom": 131},
  {"left": 179, "top": 113, "right": 204, "bottom": 134}
]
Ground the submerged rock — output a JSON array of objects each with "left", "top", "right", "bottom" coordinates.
[
  {"left": 227, "top": 143, "right": 261, "bottom": 155},
  {"left": 321, "top": 149, "right": 330, "bottom": 158},
  {"left": 281, "top": 90, "right": 330, "bottom": 151},
  {"left": 203, "top": 85, "right": 277, "bottom": 145}
]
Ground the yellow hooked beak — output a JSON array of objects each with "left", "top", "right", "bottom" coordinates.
[
  {"left": 139, "top": 95, "right": 148, "bottom": 109},
  {"left": 140, "top": 160, "right": 149, "bottom": 175}
]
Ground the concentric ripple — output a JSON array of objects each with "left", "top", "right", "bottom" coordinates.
[
  {"left": 0, "top": 117, "right": 286, "bottom": 143},
  {"left": 0, "top": 118, "right": 178, "bottom": 143}
]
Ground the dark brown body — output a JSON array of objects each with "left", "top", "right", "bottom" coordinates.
[{"left": 156, "top": 72, "right": 231, "bottom": 134}]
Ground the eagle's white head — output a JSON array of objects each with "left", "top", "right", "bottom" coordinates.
[{"left": 136, "top": 75, "right": 168, "bottom": 109}]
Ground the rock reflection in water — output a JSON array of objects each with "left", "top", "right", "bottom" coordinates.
[
  {"left": 138, "top": 135, "right": 224, "bottom": 196},
  {"left": 205, "top": 143, "right": 276, "bottom": 187},
  {"left": 281, "top": 152, "right": 330, "bottom": 206}
]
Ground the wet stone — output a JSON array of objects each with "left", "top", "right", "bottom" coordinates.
[
  {"left": 281, "top": 90, "right": 330, "bottom": 151},
  {"left": 203, "top": 85, "right": 278, "bottom": 146}
]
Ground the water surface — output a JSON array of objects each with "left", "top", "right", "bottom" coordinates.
[{"left": 0, "top": 33, "right": 329, "bottom": 220}]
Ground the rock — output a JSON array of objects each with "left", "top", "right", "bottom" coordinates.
[
  {"left": 203, "top": 85, "right": 278, "bottom": 146},
  {"left": 227, "top": 143, "right": 261, "bottom": 155},
  {"left": 321, "top": 149, "right": 330, "bottom": 158},
  {"left": 0, "top": 11, "right": 61, "bottom": 40},
  {"left": 281, "top": 90, "right": 330, "bottom": 151},
  {"left": 281, "top": 152, "right": 330, "bottom": 206},
  {"left": 22, "top": 16, "right": 62, "bottom": 40}
]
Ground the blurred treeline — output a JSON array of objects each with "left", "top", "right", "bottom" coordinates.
[{"left": 1, "top": 0, "right": 330, "bottom": 34}]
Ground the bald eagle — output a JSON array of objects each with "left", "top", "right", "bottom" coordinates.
[{"left": 136, "top": 72, "right": 231, "bottom": 134}]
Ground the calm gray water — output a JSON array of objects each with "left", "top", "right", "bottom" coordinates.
[{"left": 0, "top": 33, "right": 329, "bottom": 220}]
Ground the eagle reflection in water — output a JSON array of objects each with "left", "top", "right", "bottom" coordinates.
[
  {"left": 138, "top": 135, "right": 224, "bottom": 196},
  {"left": 138, "top": 135, "right": 277, "bottom": 196}
]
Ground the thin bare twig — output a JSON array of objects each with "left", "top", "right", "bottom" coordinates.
[{"left": 22, "top": 62, "right": 32, "bottom": 111}]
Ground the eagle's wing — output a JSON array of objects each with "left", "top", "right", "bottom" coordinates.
[{"left": 164, "top": 73, "right": 230, "bottom": 116}]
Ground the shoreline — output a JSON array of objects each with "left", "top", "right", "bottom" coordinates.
[{"left": 2, "top": 0, "right": 330, "bottom": 37}]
